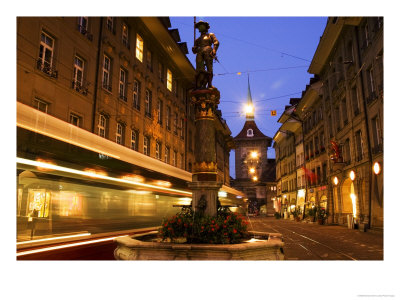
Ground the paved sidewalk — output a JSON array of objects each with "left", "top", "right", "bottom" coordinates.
[{"left": 248, "top": 216, "right": 383, "bottom": 260}]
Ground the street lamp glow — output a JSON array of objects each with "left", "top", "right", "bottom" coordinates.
[
  {"left": 252, "top": 176, "right": 258, "bottom": 181},
  {"left": 349, "top": 170, "right": 356, "bottom": 181},
  {"left": 249, "top": 167, "right": 255, "bottom": 174},
  {"left": 373, "top": 162, "right": 381, "bottom": 175},
  {"left": 250, "top": 151, "right": 258, "bottom": 159},
  {"left": 333, "top": 176, "right": 339, "bottom": 185}
]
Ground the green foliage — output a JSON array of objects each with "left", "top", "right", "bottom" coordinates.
[
  {"left": 159, "top": 207, "right": 249, "bottom": 244},
  {"left": 307, "top": 206, "right": 317, "bottom": 217},
  {"left": 292, "top": 207, "right": 301, "bottom": 218},
  {"left": 274, "top": 212, "right": 281, "bottom": 219},
  {"left": 316, "top": 206, "right": 328, "bottom": 220}
]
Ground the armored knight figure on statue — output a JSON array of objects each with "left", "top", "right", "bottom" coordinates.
[{"left": 192, "top": 20, "right": 219, "bottom": 89}]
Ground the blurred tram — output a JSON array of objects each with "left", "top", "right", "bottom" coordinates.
[{"left": 16, "top": 103, "right": 246, "bottom": 258}]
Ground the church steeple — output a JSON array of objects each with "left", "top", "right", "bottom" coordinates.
[{"left": 245, "top": 74, "right": 254, "bottom": 121}]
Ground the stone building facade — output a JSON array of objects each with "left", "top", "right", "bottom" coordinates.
[
  {"left": 17, "top": 17, "right": 234, "bottom": 188},
  {"left": 273, "top": 17, "right": 383, "bottom": 230}
]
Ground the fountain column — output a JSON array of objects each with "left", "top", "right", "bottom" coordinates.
[{"left": 188, "top": 88, "right": 222, "bottom": 217}]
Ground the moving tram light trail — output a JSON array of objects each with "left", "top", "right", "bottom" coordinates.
[{"left": 17, "top": 157, "right": 245, "bottom": 259}]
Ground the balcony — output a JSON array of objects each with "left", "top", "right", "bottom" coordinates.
[
  {"left": 36, "top": 60, "right": 58, "bottom": 78},
  {"left": 71, "top": 80, "right": 89, "bottom": 95}
]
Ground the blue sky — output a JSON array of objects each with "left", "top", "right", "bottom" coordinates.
[{"left": 170, "top": 17, "right": 328, "bottom": 177}]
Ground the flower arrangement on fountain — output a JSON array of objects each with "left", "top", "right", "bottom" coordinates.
[{"left": 159, "top": 207, "right": 250, "bottom": 244}]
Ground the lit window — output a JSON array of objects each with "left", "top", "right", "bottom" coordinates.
[
  {"left": 122, "top": 23, "right": 129, "bottom": 48},
  {"left": 98, "top": 114, "right": 107, "bottom": 138},
  {"left": 119, "top": 68, "right": 127, "bottom": 101},
  {"left": 136, "top": 34, "right": 143, "bottom": 62},
  {"left": 73, "top": 56, "right": 84, "bottom": 91},
  {"left": 133, "top": 80, "right": 140, "bottom": 110},
  {"left": 33, "top": 98, "right": 48, "bottom": 113},
  {"left": 102, "top": 55, "right": 111, "bottom": 91},
  {"left": 167, "top": 69, "right": 173, "bottom": 91}
]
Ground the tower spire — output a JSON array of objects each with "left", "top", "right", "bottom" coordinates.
[{"left": 246, "top": 74, "right": 254, "bottom": 120}]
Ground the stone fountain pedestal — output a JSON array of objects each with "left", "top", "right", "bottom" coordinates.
[
  {"left": 189, "top": 87, "right": 221, "bottom": 216},
  {"left": 114, "top": 231, "right": 284, "bottom": 260}
]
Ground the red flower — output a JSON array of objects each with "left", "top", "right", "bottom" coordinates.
[
  {"left": 233, "top": 229, "right": 237, "bottom": 234},
  {"left": 211, "top": 228, "right": 215, "bottom": 231}
]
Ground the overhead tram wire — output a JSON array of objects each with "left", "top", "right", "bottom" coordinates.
[{"left": 171, "top": 20, "right": 313, "bottom": 64}]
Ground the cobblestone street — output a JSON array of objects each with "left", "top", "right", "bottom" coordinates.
[{"left": 249, "top": 216, "right": 383, "bottom": 260}]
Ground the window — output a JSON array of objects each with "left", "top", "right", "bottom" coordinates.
[
  {"left": 355, "top": 130, "right": 364, "bottom": 161},
  {"left": 367, "top": 67, "right": 375, "bottom": 98},
  {"left": 102, "top": 55, "right": 112, "bottom": 91},
  {"left": 33, "top": 98, "right": 48, "bottom": 113},
  {"left": 143, "top": 136, "right": 150, "bottom": 156},
  {"left": 116, "top": 123, "right": 124, "bottom": 145},
  {"left": 70, "top": 113, "right": 81, "bottom": 127},
  {"left": 78, "top": 17, "right": 88, "bottom": 34},
  {"left": 145, "top": 89, "right": 152, "bottom": 117},
  {"left": 157, "top": 100, "right": 163, "bottom": 125},
  {"left": 347, "top": 41, "right": 354, "bottom": 62},
  {"left": 136, "top": 34, "right": 144, "bottom": 62},
  {"left": 38, "top": 31, "right": 55, "bottom": 75},
  {"left": 98, "top": 114, "right": 107, "bottom": 138},
  {"left": 351, "top": 86, "right": 360, "bottom": 116},
  {"left": 133, "top": 80, "right": 140, "bottom": 110},
  {"left": 122, "top": 23, "right": 129, "bottom": 49},
  {"left": 167, "top": 69, "right": 173, "bottom": 91},
  {"left": 158, "top": 62, "right": 164, "bottom": 82},
  {"left": 106, "top": 17, "right": 114, "bottom": 32},
  {"left": 364, "top": 23, "right": 369, "bottom": 47},
  {"left": 166, "top": 106, "right": 171, "bottom": 130},
  {"left": 155, "top": 141, "right": 161, "bottom": 160},
  {"left": 119, "top": 68, "right": 127, "bottom": 101},
  {"left": 173, "top": 151, "right": 177, "bottom": 167},
  {"left": 165, "top": 146, "right": 170, "bottom": 164},
  {"left": 131, "top": 130, "right": 138, "bottom": 150},
  {"left": 371, "top": 116, "right": 382, "bottom": 149},
  {"left": 147, "top": 50, "right": 152, "bottom": 71},
  {"left": 73, "top": 56, "right": 84, "bottom": 91},
  {"left": 180, "top": 154, "right": 184, "bottom": 169},
  {"left": 173, "top": 112, "right": 178, "bottom": 135},
  {"left": 247, "top": 129, "right": 254, "bottom": 137},
  {"left": 180, "top": 118, "right": 185, "bottom": 139}
]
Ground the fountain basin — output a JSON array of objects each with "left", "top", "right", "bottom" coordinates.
[{"left": 114, "top": 231, "right": 284, "bottom": 260}]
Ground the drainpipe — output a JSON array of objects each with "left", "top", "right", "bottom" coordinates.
[
  {"left": 91, "top": 17, "right": 104, "bottom": 133},
  {"left": 354, "top": 26, "right": 373, "bottom": 230}
]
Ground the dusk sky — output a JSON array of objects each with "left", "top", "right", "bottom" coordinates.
[{"left": 170, "top": 17, "right": 328, "bottom": 177}]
